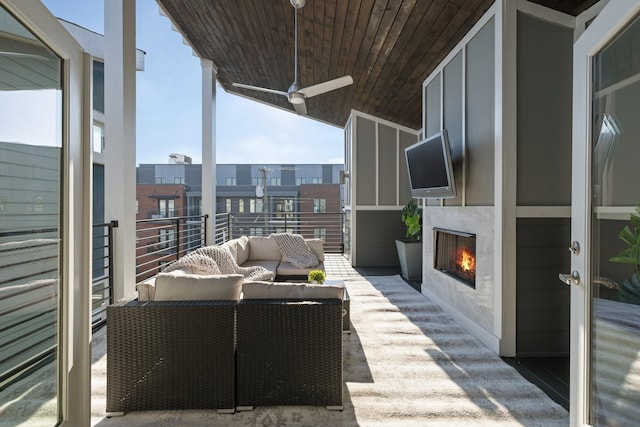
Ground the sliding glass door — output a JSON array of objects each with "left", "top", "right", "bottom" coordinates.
[{"left": 0, "top": 5, "right": 63, "bottom": 425}]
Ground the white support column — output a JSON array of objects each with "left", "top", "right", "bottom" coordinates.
[
  {"left": 201, "top": 60, "right": 217, "bottom": 244},
  {"left": 494, "top": 0, "right": 518, "bottom": 357},
  {"left": 104, "top": 0, "right": 136, "bottom": 300}
]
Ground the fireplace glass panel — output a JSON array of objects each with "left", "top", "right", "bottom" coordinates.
[{"left": 434, "top": 229, "right": 476, "bottom": 288}]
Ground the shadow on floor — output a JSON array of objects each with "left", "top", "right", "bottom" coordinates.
[{"left": 502, "top": 356, "right": 570, "bottom": 411}]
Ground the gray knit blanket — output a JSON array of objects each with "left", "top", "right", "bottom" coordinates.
[
  {"left": 270, "top": 233, "right": 319, "bottom": 268},
  {"left": 194, "top": 245, "right": 274, "bottom": 281},
  {"left": 162, "top": 246, "right": 274, "bottom": 282}
]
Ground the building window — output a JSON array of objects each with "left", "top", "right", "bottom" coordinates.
[
  {"left": 174, "top": 177, "right": 185, "bottom": 184},
  {"left": 155, "top": 177, "right": 166, "bottom": 184},
  {"left": 312, "top": 177, "right": 322, "bottom": 184},
  {"left": 93, "top": 122, "right": 105, "bottom": 153},
  {"left": 296, "top": 177, "right": 306, "bottom": 185},
  {"left": 159, "top": 229, "right": 176, "bottom": 252},
  {"left": 270, "top": 177, "right": 281, "bottom": 186},
  {"left": 226, "top": 177, "right": 236, "bottom": 185},
  {"left": 238, "top": 199, "right": 245, "bottom": 213},
  {"left": 251, "top": 177, "right": 260, "bottom": 186},
  {"left": 256, "top": 199, "right": 263, "bottom": 213},
  {"left": 313, "top": 198, "right": 326, "bottom": 213},
  {"left": 314, "top": 228, "right": 327, "bottom": 242},
  {"left": 249, "top": 198, "right": 264, "bottom": 213},
  {"left": 249, "top": 227, "right": 263, "bottom": 236},
  {"left": 275, "top": 198, "right": 294, "bottom": 213},
  {"left": 159, "top": 199, "right": 174, "bottom": 217},
  {"left": 226, "top": 198, "right": 232, "bottom": 212}
]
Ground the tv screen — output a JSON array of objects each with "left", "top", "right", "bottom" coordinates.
[{"left": 404, "top": 130, "right": 456, "bottom": 199}]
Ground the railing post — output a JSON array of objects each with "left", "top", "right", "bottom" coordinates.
[
  {"left": 203, "top": 214, "right": 209, "bottom": 247},
  {"left": 175, "top": 217, "right": 181, "bottom": 261},
  {"left": 227, "top": 213, "right": 232, "bottom": 241},
  {"left": 108, "top": 220, "right": 118, "bottom": 304}
]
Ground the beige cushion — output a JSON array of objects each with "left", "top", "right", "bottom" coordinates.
[
  {"left": 248, "top": 236, "right": 282, "bottom": 261},
  {"left": 154, "top": 271, "right": 243, "bottom": 301},
  {"left": 234, "top": 235, "right": 250, "bottom": 265},
  {"left": 242, "top": 281, "right": 343, "bottom": 300},
  {"left": 136, "top": 277, "right": 157, "bottom": 301},
  {"left": 276, "top": 261, "right": 325, "bottom": 277},
  {"left": 221, "top": 236, "right": 250, "bottom": 265},
  {"left": 305, "top": 239, "right": 325, "bottom": 262}
]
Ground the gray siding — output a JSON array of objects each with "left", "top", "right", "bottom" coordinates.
[
  {"left": 399, "top": 130, "right": 415, "bottom": 204},
  {"left": 443, "top": 51, "right": 464, "bottom": 207},
  {"left": 281, "top": 165, "right": 295, "bottom": 185},
  {"left": 136, "top": 164, "right": 155, "bottom": 184},
  {"left": 378, "top": 124, "right": 397, "bottom": 206},
  {"left": 425, "top": 74, "right": 441, "bottom": 137},
  {"left": 356, "top": 116, "right": 377, "bottom": 205},
  {"left": 236, "top": 165, "right": 251, "bottom": 185},
  {"left": 355, "top": 210, "right": 405, "bottom": 266},
  {"left": 185, "top": 164, "right": 202, "bottom": 191},
  {"left": 466, "top": 19, "right": 495, "bottom": 206},
  {"left": 516, "top": 218, "right": 570, "bottom": 356},
  {"left": 517, "top": 13, "right": 573, "bottom": 206}
]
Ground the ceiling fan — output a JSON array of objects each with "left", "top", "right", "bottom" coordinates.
[{"left": 232, "top": 0, "right": 353, "bottom": 115}]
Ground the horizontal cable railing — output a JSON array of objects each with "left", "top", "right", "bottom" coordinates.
[
  {"left": 224, "top": 211, "right": 344, "bottom": 253},
  {"left": 135, "top": 214, "right": 208, "bottom": 283},
  {"left": 0, "top": 228, "right": 59, "bottom": 390}
]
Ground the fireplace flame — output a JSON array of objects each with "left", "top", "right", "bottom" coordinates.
[{"left": 459, "top": 249, "right": 475, "bottom": 272}]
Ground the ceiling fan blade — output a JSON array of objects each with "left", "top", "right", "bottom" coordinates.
[
  {"left": 293, "top": 100, "right": 307, "bottom": 115},
  {"left": 232, "top": 82, "right": 288, "bottom": 97},
  {"left": 298, "top": 75, "right": 353, "bottom": 98}
]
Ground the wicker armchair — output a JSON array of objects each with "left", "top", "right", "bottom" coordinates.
[
  {"left": 106, "top": 296, "right": 237, "bottom": 415},
  {"left": 235, "top": 298, "right": 343, "bottom": 410}
]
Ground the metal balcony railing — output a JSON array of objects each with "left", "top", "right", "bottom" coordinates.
[
  {"left": 135, "top": 214, "right": 208, "bottom": 283},
  {"left": 214, "top": 211, "right": 344, "bottom": 253}
]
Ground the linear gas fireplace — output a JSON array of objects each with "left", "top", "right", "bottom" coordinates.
[{"left": 434, "top": 228, "right": 476, "bottom": 288}]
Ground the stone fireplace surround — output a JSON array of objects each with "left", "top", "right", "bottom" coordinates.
[{"left": 422, "top": 206, "right": 497, "bottom": 349}]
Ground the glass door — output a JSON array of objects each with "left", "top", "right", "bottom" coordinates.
[
  {"left": 0, "top": 4, "right": 63, "bottom": 425},
  {"left": 571, "top": 2, "right": 640, "bottom": 425}
]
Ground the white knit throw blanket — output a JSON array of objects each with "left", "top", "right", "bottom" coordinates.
[
  {"left": 194, "top": 245, "right": 274, "bottom": 282},
  {"left": 269, "top": 233, "right": 319, "bottom": 269},
  {"left": 162, "top": 252, "right": 221, "bottom": 274}
]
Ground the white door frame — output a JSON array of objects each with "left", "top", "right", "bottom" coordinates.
[
  {"left": 571, "top": 1, "right": 640, "bottom": 426},
  {"left": 0, "top": 1, "right": 92, "bottom": 425}
]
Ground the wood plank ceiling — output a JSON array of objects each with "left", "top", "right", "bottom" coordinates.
[{"left": 157, "top": 0, "right": 599, "bottom": 130}]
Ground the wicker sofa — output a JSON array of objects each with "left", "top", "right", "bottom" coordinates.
[{"left": 106, "top": 279, "right": 344, "bottom": 416}]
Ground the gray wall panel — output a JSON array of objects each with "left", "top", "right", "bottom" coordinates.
[
  {"left": 466, "top": 19, "right": 495, "bottom": 206},
  {"left": 425, "top": 75, "right": 441, "bottom": 138},
  {"left": 517, "top": 13, "right": 573, "bottom": 206},
  {"left": 236, "top": 165, "right": 251, "bottom": 185},
  {"left": 378, "top": 124, "right": 397, "bottom": 205},
  {"left": 444, "top": 52, "right": 464, "bottom": 207},
  {"left": 355, "top": 210, "right": 405, "bottom": 266},
  {"left": 516, "top": 218, "right": 570, "bottom": 356},
  {"left": 356, "top": 116, "right": 377, "bottom": 205},
  {"left": 399, "top": 130, "right": 416, "bottom": 204},
  {"left": 282, "top": 164, "right": 295, "bottom": 185}
]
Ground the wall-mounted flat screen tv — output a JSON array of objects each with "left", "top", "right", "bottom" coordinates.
[{"left": 404, "top": 130, "right": 456, "bottom": 199}]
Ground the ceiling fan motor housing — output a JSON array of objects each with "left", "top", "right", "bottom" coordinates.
[{"left": 290, "top": 0, "right": 306, "bottom": 9}]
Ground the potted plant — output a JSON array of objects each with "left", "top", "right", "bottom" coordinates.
[
  {"left": 396, "top": 199, "right": 423, "bottom": 281},
  {"left": 610, "top": 201, "right": 640, "bottom": 304},
  {"left": 308, "top": 269, "right": 326, "bottom": 284}
]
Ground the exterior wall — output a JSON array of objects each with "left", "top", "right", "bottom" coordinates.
[
  {"left": 136, "top": 184, "right": 186, "bottom": 219},
  {"left": 346, "top": 111, "right": 420, "bottom": 267},
  {"left": 420, "top": 4, "right": 575, "bottom": 355}
]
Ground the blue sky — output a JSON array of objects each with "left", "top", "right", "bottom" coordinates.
[{"left": 41, "top": 0, "right": 345, "bottom": 165}]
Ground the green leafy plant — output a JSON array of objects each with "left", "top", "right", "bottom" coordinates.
[
  {"left": 308, "top": 269, "right": 326, "bottom": 284},
  {"left": 401, "top": 199, "right": 422, "bottom": 242},
  {"left": 609, "top": 201, "right": 640, "bottom": 304}
]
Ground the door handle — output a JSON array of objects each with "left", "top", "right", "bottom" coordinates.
[{"left": 559, "top": 271, "right": 580, "bottom": 286}]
